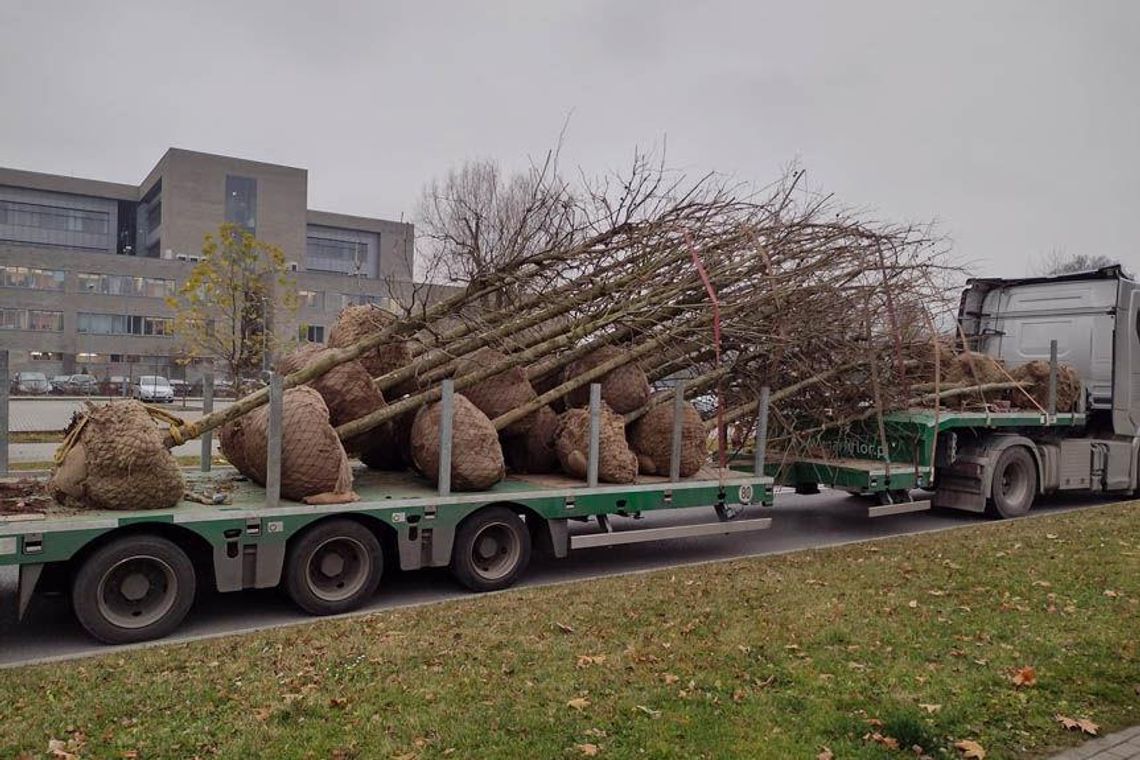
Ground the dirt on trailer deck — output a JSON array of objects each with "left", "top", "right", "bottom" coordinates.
[{"left": 0, "top": 478, "right": 60, "bottom": 517}]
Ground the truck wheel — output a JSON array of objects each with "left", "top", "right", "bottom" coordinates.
[
  {"left": 72, "top": 535, "right": 197, "bottom": 644},
  {"left": 451, "top": 506, "right": 531, "bottom": 592},
  {"left": 284, "top": 519, "right": 383, "bottom": 616},
  {"left": 988, "top": 447, "right": 1037, "bottom": 518}
]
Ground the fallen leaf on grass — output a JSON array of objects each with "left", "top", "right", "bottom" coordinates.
[
  {"left": 1055, "top": 715, "right": 1099, "bottom": 735},
  {"left": 817, "top": 747, "right": 834, "bottom": 760},
  {"left": 576, "top": 654, "right": 606, "bottom": 668},
  {"left": 567, "top": 697, "right": 591, "bottom": 711},
  {"left": 555, "top": 622, "right": 576, "bottom": 634},
  {"left": 954, "top": 739, "right": 986, "bottom": 758},
  {"left": 47, "top": 740, "right": 78, "bottom": 760},
  {"left": 1010, "top": 665, "right": 1037, "bottom": 687},
  {"left": 574, "top": 743, "right": 600, "bottom": 756},
  {"left": 908, "top": 600, "right": 919, "bottom": 608},
  {"left": 253, "top": 707, "right": 272, "bottom": 721},
  {"left": 636, "top": 705, "right": 662, "bottom": 719},
  {"left": 863, "top": 732, "right": 900, "bottom": 750},
  {"left": 1103, "top": 589, "right": 1119, "bottom": 598},
  {"left": 662, "top": 673, "right": 680, "bottom": 685},
  {"left": 918, "top": 703, "right": 942, "bottom": 714}
]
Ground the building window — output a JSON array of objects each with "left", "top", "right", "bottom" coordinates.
[
  {"left": 300, "top": 324, "right": 325, "bottom": 343},
  {"left": 78, "top": 272, "right": 175, "bottom": 298},
  {"left": 28, "top": 310, "right": 64, "bottom": 331},
  {"left": 306, "top": 236, "right": 369, "bottom": 275},
  {"left": 298, "top": 290, "right": 323, "bottom": 309},
  {"left": 0, "top": 199, "right": 112, "bottom": 250},
  {"left": 78, "top": 312, "right": 173, "bottom": 336},
  {"left": 30, "top": 351, "right": 63, "bottom": 361},
  {"left": 225, "top": 175, "right": 257, "bottom": 233},
  {"left": 1, "top": 308, "right": 27, "bottom": 330},
  {"left": 0, "top": 308, "right": 62, "bottom": 331},
  {"left": 0, "top": 265, "right": 66, "bottom": 290},
  {"left": 338, "top": 292, "right": 385, "bottom": 310}
]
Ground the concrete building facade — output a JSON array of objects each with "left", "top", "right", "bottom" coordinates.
[{"left": 0, "top": 148, "right": 415, "bottom": 383}]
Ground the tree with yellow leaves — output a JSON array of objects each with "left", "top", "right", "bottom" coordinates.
[{"left": 166, "top": 224, "right": 298, "bottom": 394}]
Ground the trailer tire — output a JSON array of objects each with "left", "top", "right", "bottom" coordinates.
[
  {"left": 988, "top": 446, "right": 1037, "bottom": 519},
  {"left": 72, "top": 535, "right": 197, "bottom": 644},
  {"left": 451, "top": 506, "right": 532, "bottom": 592},
  {"left": 284, "top": 519, "right": 383, "bottom": 616}
]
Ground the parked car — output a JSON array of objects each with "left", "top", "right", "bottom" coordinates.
[
  {"left": 101, "top": 376, "right": 131, "bottom": 396},
  {"left": 168, "top": 378, "right": 190, "bottom": 398},
  {"left": 49, "top": 375, "right": 70, "bottom": 394},
  {"left": 213, "top": 378, "right": 235, "bottom": 398},
  {"left": 133, "top": 375, "right": 175, "bottom": 403},
  {"left": 11, "top": 371, "right": 51, "bottom": 395},
  {"left": 65, "top": 374, "right": 99, "bottom": 395}
]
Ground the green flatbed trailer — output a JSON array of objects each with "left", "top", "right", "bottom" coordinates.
[
  {"left": 768, "top": 408, "right": 1086, "bottom": 498},
  {"left": 0, "top": 465, "right": 772, "bottom": 644}
]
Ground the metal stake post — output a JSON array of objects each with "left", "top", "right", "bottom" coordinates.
[
  {"left": 200, "top": 372, "right": 213, "bottom": 472},
  {"left": 754, "top": 386, "right": 770, "bottom": 477},
  {"left": 1047, "top": 339, "right": 1058, "bottom": 418},
  {"left": 265, "top": 373, "right": 283, "bottom": 508},
  {"left": 587, "top": 383, "right": 601, "bottom": 488},
  {"left": 438, "top": 379, "right": 454, "bottom": 497},
  {"left": 0, "top": 349, "right": 8, "bottom": 477},
  {"left": 669, "top": 380, "right": 686, "bottom": 482}
]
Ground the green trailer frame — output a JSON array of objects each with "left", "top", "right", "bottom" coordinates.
[{"left": 763, "top": 409, "right": 1086, "bottom": 495}]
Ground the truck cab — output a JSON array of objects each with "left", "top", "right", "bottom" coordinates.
[{"left": 937, "top": 265, "right": 1140, "bottom": 514}]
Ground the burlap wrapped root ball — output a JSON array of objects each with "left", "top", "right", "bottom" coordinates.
[
  {"left": 410, "top": 394, "right": 505, "bottom": 491},
  {"left": 554, "top": 404, "right": 638, "bottom": 484},
  {"left": 563, "top": 345, "right": 651, "bottom": 415},
  {"left": 627, "top": 400, "right": 707, "bottom": 477},
  {"left": 223, "top": 386, "right": 354, "bottom": 501},
  {"left": 49, "top": 401, "right": 184, "bottom": 511},
  {"left": 328, "top": 304, "right": 414, "bottom": 386},
  {"left": 502, "top": 405, "right": 560, "bottom": 474},
  {"left": 278, "top": 343, "right": 385, "bottom": 454},
  {"left": 953, "top": 351, "right": 1007, "bottom": 385},
  {"left": 1009, "top": 360, "right": 1082, "bottom": 412},
  {"left": 454, "top": 347, "right": 539, "bottom": 436}
]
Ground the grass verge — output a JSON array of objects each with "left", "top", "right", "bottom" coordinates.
[{"left": 2, "top": 503, "right": 1137, "bottom": 759}]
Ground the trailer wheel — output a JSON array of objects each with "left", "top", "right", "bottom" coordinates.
[
  {"left": 988, "top": 447, "right": 1037, "bottom": 518},
  {"left": 72, "top": 535, "right": 196, "bottom": 644},
  {"left": 451, "top": 506, "right": 532, "bottom": 592},
  {"left": 284, "top": 519, "right": 383, "bottom": 616}
]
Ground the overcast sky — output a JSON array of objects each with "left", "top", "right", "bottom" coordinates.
[{"left": 1, "top": 0, "right": 1137, "bottom": 278}]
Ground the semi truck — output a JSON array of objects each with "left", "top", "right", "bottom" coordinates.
[
  {"left": 2, "top": 266, "right": 1136, "bottom": 645},
  {"left": 772, "top": 265, "right": 1140, "bottom": 516}
]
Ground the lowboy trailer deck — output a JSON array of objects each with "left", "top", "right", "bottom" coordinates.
[{"left": 0, "top": 381, "right": 773, "bottom": 645}]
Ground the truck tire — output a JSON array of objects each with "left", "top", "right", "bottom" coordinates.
[
  {"left": 72, "top": 535, "right": 197, "bottom": 644},
  {"left": 284, "top": 519, "right": 383, "bottom": 616},
  {"left": 451, "top": 506, "right": 532, "bottom": 592},
  {"left": 988, "top": 446, "right": 1037, "bottom": 519}
]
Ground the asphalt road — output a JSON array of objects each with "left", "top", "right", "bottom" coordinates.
[{"left": 1, "top": 488, "right": 1126, "bottom": 668}]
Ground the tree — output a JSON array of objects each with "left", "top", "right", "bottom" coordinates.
[
  {"left": 416, "top": 154, "right": 580, "bottom": 304},
  {"left": 1035, "top": 251, "right": 1120, "bottom": 276},
  {"left": 166, "top": 224, "right": 298, "bottom": 392}
]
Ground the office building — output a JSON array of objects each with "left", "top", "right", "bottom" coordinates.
[{"left": 0, "top": 148, "right": 415, "bottom": 382}]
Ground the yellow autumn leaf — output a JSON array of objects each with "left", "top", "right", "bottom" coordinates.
[
  {"left": 954, "top": 739, "right": 986, "bottom": 758},
  {"left": 567, "top": 697, "right": 591, "bottom": 711},
  {"left": 575, "top": 743, "right": 600, "bottom": 756}
]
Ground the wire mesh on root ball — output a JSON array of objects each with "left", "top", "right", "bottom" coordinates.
[
  {"left": 554, "top": 403, "right": 638, "bottom": 484},
  {"left": 410, "top": 393, "right": 505, "bottom": 491}
]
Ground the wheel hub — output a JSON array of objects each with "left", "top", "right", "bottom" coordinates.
[
  {"left": 96, "top": 555, "right": 178, "bottom": 630},
  {"left": 319, "top": 552, "right": 346, "bottom": 577},
  {"left": 120, "top": 572, "right": 151, "bottom": 601}
]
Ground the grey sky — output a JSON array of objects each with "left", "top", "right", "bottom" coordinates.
[{"left": 1, "top": 0, "right": 1137, "bottom": 277}]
